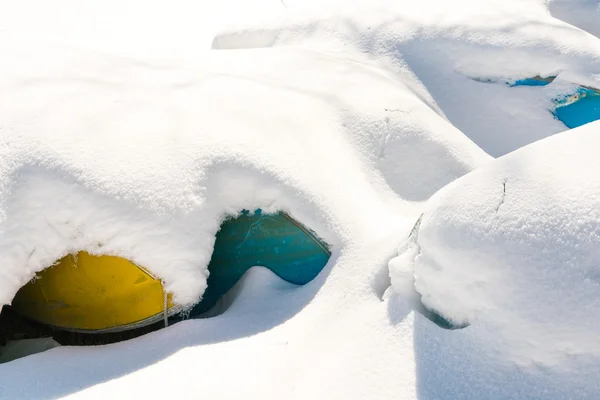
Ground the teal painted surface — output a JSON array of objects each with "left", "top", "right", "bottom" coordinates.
[
  {"left": 185, "top": 210, "right": 331, "bottom": 317},
  {"left": 511, "top": 77, "right": 554, "bottom": 87},
  {"left": 554, "top": 88, "right": 600, "bottom": 129},
  {"left": 420, "top": 305, "right": 468, "bottom": 330}
]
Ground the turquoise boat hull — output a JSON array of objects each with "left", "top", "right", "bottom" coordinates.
[{"left": 184, "top": 209, "right": 331, "bottom": 318}]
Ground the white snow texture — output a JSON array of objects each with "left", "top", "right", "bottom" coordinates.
[{"left": 1, "top": 0, "right": 600, "bottom": 398}]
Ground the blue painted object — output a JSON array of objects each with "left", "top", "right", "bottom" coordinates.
[
  {"left": 512, "top": 77, "right": 600, "bottom": 129},
  {"left": 554, "top": 88, "right": 600, "bottom": 129},
  {"left": 511, "top": 76, "right": 555, "bottom": 87},
  {"left": 184, "top": 210, "right": 331, "bottom": 317}
]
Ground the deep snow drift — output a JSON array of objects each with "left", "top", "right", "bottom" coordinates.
[
  {"left": 1, "top": 0, "right": 600, "bottom": 398},
  {"left": 390, "top": 121, "right": 600, "bottom": 398}
]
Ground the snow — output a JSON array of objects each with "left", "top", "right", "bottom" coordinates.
[
  {"left": 549, "top": 0, "right": 600, "bottom": 39},
  {"left": 212, "top": 0, "right": 600, "bottom": 156},
  {"left": 0, "top": 42, "right": 488, "bottom": 307},
  {"left": 390, "top": 121, "right": 600, "bottom": 398},
  {"left": 0, "top": 0, "right": 599, "bottom": 398}
]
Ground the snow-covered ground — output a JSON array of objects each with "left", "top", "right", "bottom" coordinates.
[{"left": 1, "top": 0, "right": 600, "bottom": 398}]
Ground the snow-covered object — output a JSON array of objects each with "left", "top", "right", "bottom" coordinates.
[
  {"left": 0, "top": 338, "right": 61, "bottom": 364},
  {"left": 2, "top": 0, "right": 600, "bottom": 308},
  {"left": 0, "top": 43, "right": 487, "bottom": 308},
  {"left": 213, "top": 0, "right": 600, "bottom": 156},
  {"left": 1, "top": 0, "right": 600, "bottom": 398},
  {"left": 390, "top": 121, "right": 600, "bottom": 396}
]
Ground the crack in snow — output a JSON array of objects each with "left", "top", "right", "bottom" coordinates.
[{"left": 496, "top": 180, "right": 507, "bottom": 212}]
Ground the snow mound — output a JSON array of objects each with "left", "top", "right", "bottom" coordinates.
[
  {"left": 390, "top": 121, "right": 600, "bottom": 393},
  {"left": 3, "top": 0, "right": 600, "bottom": 398},
  {"left": 0, "top": 38, "right": 487, "bottom": 308},
  {"left": 213, "top": 0, "right": 600, "bottom": 156}
]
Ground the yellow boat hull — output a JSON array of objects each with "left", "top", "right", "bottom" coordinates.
[{"left": 11, "top": 252, "right": 177, "bottom": 333}]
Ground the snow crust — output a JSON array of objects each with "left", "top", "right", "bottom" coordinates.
[{"left": 1, "top": 0, "right": 600, "bottom": 398}]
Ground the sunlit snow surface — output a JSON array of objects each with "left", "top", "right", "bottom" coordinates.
[{"left": 1, "top": 0, "right": 600, "bottom": 398}]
